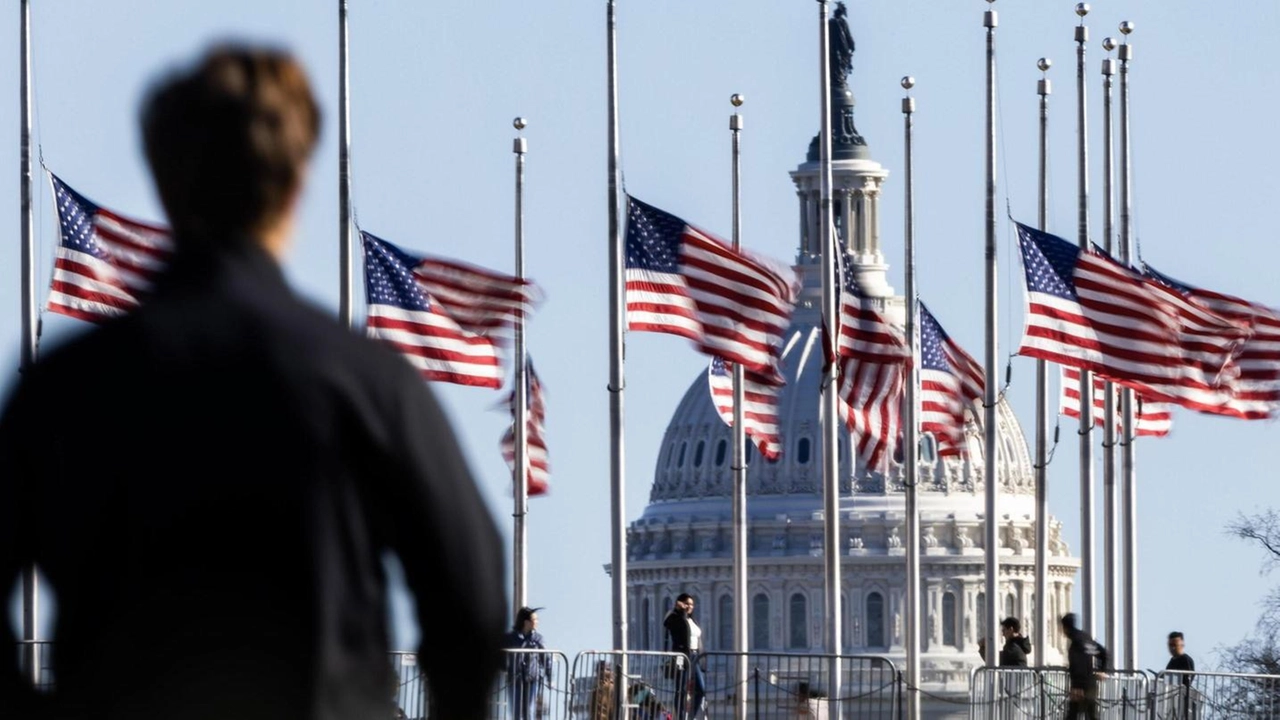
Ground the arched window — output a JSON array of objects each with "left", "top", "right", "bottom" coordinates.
[
  {"left": 718, "top": 595, "right": 734, "bottom": 650},
  {"left": 715, "top": 440, "right": 727, "bottom": 467},
  {"left": 797, "top": 437, "right": 811, "bottom": 464},
  {"left": 642, "top": 598, "right": 651, "bottom": 650},
  {"left": 694, "top": 441, "right": 705, "bottom": 467},
  {"left": 866, "top": 592, "right": 885, "bottom": 648},
  {"left": 789, "top": 593, "right": 808, "bottom": 649},
  {"left": 677, "top": 443, "right": 687, "bottom": 467},
  {"left": 751, "top": 593, "right": 770, "bottom": 650},
  {"left": 976, "top": 592, "right": 987, "bottom": 640},
  {"left": 942, "top": 592, "right": 957, "bottom": 647}
]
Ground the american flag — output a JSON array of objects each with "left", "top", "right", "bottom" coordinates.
[
  {"left": 1014, "top": 222, "right": 1251, "bottom": 418},
  {"left": 1059, "top": 366, "right": 1173, "bottom": 437},
  {"left": 919, "top": 304, "right": 985, "bottom": 457},
  {"left": 625, "top": 196, "right": 797, "bottom": 379},
  {"left": 501, "top": 359, "right": 550, "bottom": 496},
  {"left": 835, "top": 252, "right": 909, "bottom": 469},
  {"left": 707, "top": 356, "right": 783, "bottom": 460},
  {"left": 47, "top": 174, "right": 172, "bottom": 322},
  {"left": 362, "top": 232, "right": 535, "bottom": 388},
  {"left": 1143, "top": 263, "right": 1280, "bottom": 420}
]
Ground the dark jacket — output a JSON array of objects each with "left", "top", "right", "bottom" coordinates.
[
  {"left": 0, "top": 245, "right": 506, "bottom": 720},
  {"left": 1066, "top": 628, "right": 1110, "bottom": 691},
  {"left": 504, "top": 629, "right": 551, "bottom": 681},
  {"left": 663, "top": 610, "right": 691, "bottom": 656},
  {"left": 1000, "top": 636, "right": 1031, "bottom": 667}
]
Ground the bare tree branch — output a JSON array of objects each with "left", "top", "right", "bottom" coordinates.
[{"left": 1227, "top": 510, "right": 1280, "bottom": 572}]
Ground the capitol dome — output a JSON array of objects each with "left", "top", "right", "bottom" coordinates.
[{"left": 624, "top": 98, "right": 1080, "bottom": 710}]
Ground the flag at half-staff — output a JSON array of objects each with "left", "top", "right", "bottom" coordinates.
[
  {"left": 833, "top": 251, "right": 909, "bottom": 469},
  {"left": 46, "top": 174, "right": 172, "bottom": 323},
  {"left": 1142, "top": 263, "right": 1280, "bottom": 420},
  {"left": 708, "top": 356, "right": 783, "bottom": 460},
  {"left": 1014, "top": 222, "right": 1252, "bottom": 417},
  {"left": 1060, "top": 366, "right": 1172, "bottom": 437},
  {"left": 361, "top": 231, "right": 538, "bottom": 388},
  {"left": 624, "top": 196, "right": 797, "bottom": 379},
  {"left": 919, "top": 303, "right": 985, "bottom": 457},
  {"left": 501, "top": 359, "right": 550, "bottom": 496}
]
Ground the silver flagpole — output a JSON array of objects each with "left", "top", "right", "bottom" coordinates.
[
  {"left": 1074, "top": 2, "right": 1097, "bottom": 639},
  {"left": 19, "top": 0, "right": 40, "bottom": 685},
  {"left": 729, "top": 93, "right": 749, "bottom": 720},
  {"left": 816, "top": 1, "right": 843, "bottom": 712},
  {"left": 1117, "top": 20, "right": 1137, "bottom": 670},
  {"left": 606, "top": 0, "right": 629, "bottom": 665},
  {"left": 1034, "top": 57, "right": 1052, "bottom": 667},
  {"left": 1100, "top": 37, "right": 1121, "bottom": 659},
  {"left": 338, "top": 0, "right": 354, "bottom": 328},
  {"left": 900, "top": 76, "right": 921, "bottom": 720},
  {"left": 981, "top": 0, "right": 1000, "bottom": 669},
  {"left": 512, "top": 117, "right": 530, "bottom": 613}
]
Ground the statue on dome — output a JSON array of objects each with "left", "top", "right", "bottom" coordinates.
[{"left": 830, "top": 2, "right": 855, "bottom": 93}]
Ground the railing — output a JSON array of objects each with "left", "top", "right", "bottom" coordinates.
[
  {"left": 699, "top": 651, "right": 901, "bottom": 720},
  {"left": 14, "top": 640, "right": 54, "bottom": 693},
  {"left": 969, "top": 667, "right": 1151, "bottom": 720},
  {"left": 1152, "top": 669, "right": 1280, "bottom": 720},
  {"left": 569, "top": 650, "right": 692, "bottom": 720},
  {"left": 494, "top": 649, "right": 573, "bottom": 720}
]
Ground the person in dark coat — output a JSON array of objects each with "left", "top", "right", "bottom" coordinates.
[
  {"left": 999, "top": 617, "right": 1032, "bottom": 667},
  {"left": 0, "top": 45, "right": 505, "bottom": 720},
  {"left": 1061, "top": 613, "right": 1110, "bottom": 720},
  {"left": 663, "top": 594, "right": 705, "bottom": 720},
  {"left": 504, "top": 607, "right": 552, "bottom": 720}
]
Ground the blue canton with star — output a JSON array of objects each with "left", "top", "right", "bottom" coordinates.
[
  {"left": 361, "top": 232, "right": 432, "bottom": 312},
  {"left": 51, "top": 175, "right": 108, "bottom": 260},
  {"left": 1016, "top": 223, "right": 1079, "bottom": 301},
  {"left": 918, "top": 304, "right": 951, "bottom": 372},
  {"left": 710, "top": 356, "right": 729, "bottom": 377},
  {"left": 625, "top": 196, "right": 685, "bottom": 272}
]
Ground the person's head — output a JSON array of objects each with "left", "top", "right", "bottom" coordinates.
[
  {"left": 141, "top": 44, "right": 321, "bottom": 257},
  {"left": 1001, "top": 617, "right": 1021, "bottom": 639},
  {"left": 1168, "top": 631, "right": 1185, "bottom": 657},
  {"left": 676, "top": 593, "right": 695, "bottom": 615},
  {"left": 977, "top": 638, "right": 987, "bottom": 660},
  {"left": 1060, "top": 613, "right": 1078, "bottom": 633},
  {"left": 513, "top": 606, "right": 541, "bottom": 633}
]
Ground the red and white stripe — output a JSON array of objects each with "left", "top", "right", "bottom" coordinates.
[
  {"left": 707, "top": 359, "right": 784, "bottom": 460},
  {"left": 837, "top": 357, "right": 904, "bottom": 471},
  {"left": 501, "top": 363, "right": 549, "bottom": 496},
  {"left": 366, "top": 304, "right": 505, "bottom": 388},
  {"left": 1059, "top": 366, "right": 1173, "bottom": 437},
  {"left": 919, "top": 305, "right": 985, "bottom": 457},
  {"left": 414, "top": 258, "right": 540, "bottom": 338}
]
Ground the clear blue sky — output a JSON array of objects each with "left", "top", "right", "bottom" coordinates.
[{"left": 1, "top": 0, "right": 1277, "bottom": 673}]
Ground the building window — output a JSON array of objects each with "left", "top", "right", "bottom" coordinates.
[
  {"left": 752, "top": 594, "right": 770, "bottom": 650},
  {"left": 976, "top": 592, "right": 987, "bottom": 639},
  {"left": 942, "top": 592, "right": 957, "bottom": 647},
  {"left": 677, "top": 443, "right": 687, "bottom": 467},
  {"left": 719, "top": 595, "right": 734, "bottom": 650},
  {"left": 797, "top": 437, "right": 811, "bottom": 464},
  {"left": 841, "top": 594, "right": 849, "bottom": 650},
  {"left": 715, "top": 440, "right": 727, "bottom": 467},
  {"left": 694, "top": 441, "right": 705, "bottom": 467},
  {"left": 789, "top": 593, "right": 808, "bottom": 649},
  {"left": 642, "top": 598, "right": 651, "bottom": 650},
  {"left": 866, "top": 592, "right": 885, "bottom": 648}
]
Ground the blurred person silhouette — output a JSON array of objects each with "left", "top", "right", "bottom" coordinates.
[
  {"left": 1061, "top": 613, "right": 1110, "bottom": 720},
  {"left": 0, "top": 44, "right": 505, "bottom": 720}
]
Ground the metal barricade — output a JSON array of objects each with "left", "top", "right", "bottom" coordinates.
[
  {"left": 1096, "top": 671, "right": 1150, "bottom": 720},
  {"left": 1152, "top": 669, "right": 1280, "bottom": 719},
  {"left": 571, "top": 650, "right": 692, "bottom": 720},
  {"left": 700, "top": 651, "right": 901, "bottom": 720},
  {"left": 494, "top": 649, "right": 573, "bottom": 720},
  {"left": 14, "top": 640, "right": 55, "bottom": 693},
  {"left": 969, "top": 667, "right": 1047, "bottom": 720},
  {"left": 391, "top": 651, "right": 431, "bottom": 719}
]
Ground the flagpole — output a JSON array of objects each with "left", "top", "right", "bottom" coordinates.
[
  {"left": 900, "top": 75, "right": 921, "bottom": 720},
  {"left": 816, "top": 0, "right": 843, "bottom": 710},
  {"left": 18, "top": 0, "right": 40, "bottom": 685},
  {"left": 512, "top": 117, "right": 530, "bottom": 614},
  {"left": 728, "top": 93, "right": 749, "bottom": 720},
  {"left": 1117, "top": 20, "right": 1137, "bottom": 670},
  {"left": 981, "top": 0, "right": 1000, "bottom": 669},
  {"left": 1073, "top": 2, "right": 1097, "bottom": 640},
  {"left": 1034, "top": 57, "right": 1051, "bottom": 667},
  {"left": 1100, "top": 37, "right": 1121, "bottom": 660},
  {"left": 338, "top": 0, "right": 354, "bottom": 328},
  {"left": 605, "top": 0, "right": 630, "bottom": 665}
]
